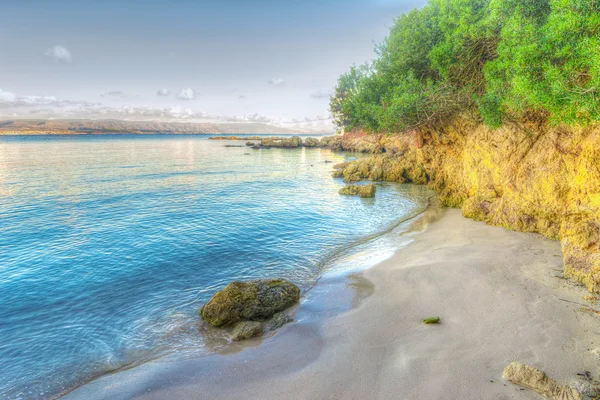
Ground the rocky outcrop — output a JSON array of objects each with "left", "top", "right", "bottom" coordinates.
[
  {"left": 339, "top": 184, "right": 376, "bottom": 198},
  {"left": 200, "top": 279, "right": 300, "bottom": 327},
  {"left": 231, "top": 321, "right": 263, "bottom": 341},
  {"left": 503, "top": 362, "right": 583, "bottom": 400},
  {"left": 261, "top": 136, "right": 303, "bottom": 148},
  {"left": 318, "top": 135, "right": 343, "bottom": 150},
  {"left": 264, "top": 312, "right": 293, "bottom": 331},
  {"left": 332, "top": 118, "right": 600, "bottom": 292},
  {"left": 304, "top": 137, "right": 320, "bottom": 147}
]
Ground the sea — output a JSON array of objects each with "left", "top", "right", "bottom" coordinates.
[{"left": 0, "top": 134, "right": 432, "bottom": 399}]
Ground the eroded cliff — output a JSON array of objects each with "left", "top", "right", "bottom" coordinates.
[{"left": 332, "top": 118, "right": 600, "bottom": 292}]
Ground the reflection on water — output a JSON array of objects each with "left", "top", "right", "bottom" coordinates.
[{"left": 0, "top": 134, "right": 432, "bottom": 399}]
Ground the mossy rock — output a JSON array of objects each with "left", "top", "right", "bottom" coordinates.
[
  {"left": 261, "top": 136, "right": 302, "bottom": 148},
  {"left": 304, "top": 137, "right": 319, "bottom": 147},
  {"left": 264, "top": 312, "right": 293, "bottom": 332},
  {"left": 200, "top": 279, "right": 300, "bottom": 327},
  {"left": 231, "top": 321, "right": 263, "bottom": 341},
  {"left": 331, "top": 169, "right": 344, "bottom": 178},
  {"left": 319, "top": 136, "right": 342, "bottom": 150},
  {"left": 339, "top": 184, "right": 376, "bottom": 198}
]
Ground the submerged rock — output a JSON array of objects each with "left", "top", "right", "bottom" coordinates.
[
  {"left": 200, "top": 279, "right": 300, "bottom": 327},
  {"left": 338, "top": 184, "right": 376, "bottom": 198},
  {"left": 503, "top": 362, "right": 583, "bottom": 400},
  {"left": 251, "top": 144, "right": 271, "bottom": 150},
  {"left": 264, "top": 312, "right": 293, "bottom": 332},
  {"left": 231, "top": 321, "right": 263, "bottom": 341}
]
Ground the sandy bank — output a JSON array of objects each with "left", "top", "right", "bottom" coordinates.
[{"left": 64, "top": 209, "right": 600, "bottom": 399}]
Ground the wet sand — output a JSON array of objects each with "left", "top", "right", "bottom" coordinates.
[{"left": 64, "top": 208, "right": 600, "bottom": 399}]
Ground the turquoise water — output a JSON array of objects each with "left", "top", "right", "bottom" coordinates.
[{"left": 0, "top": 135, "right": 431, "bottom": 399}]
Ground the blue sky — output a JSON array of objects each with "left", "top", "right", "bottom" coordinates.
[{"left": 0, "top": 0, "right": 425, "bottom": 131}]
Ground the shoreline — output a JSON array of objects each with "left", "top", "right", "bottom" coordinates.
[
  {"left": 56, "top": 187, "right": 433, "bottom": 399},
  {"left": 64, "top": 206, "right": 600, "bottom": 399}
]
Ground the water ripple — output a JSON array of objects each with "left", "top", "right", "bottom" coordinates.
[{"left": 0, "top": 135, "right": 432, "bottom": 399}]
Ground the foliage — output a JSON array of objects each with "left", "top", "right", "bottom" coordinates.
[{"left": 330, "top": 0, "right": 600, "bottom": 132}]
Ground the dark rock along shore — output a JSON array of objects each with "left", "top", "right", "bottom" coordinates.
[{"left": 200, "top": 278, "right": 299, "bottom": 327}]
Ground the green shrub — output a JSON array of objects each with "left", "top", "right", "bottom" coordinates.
[{"left": 330, "top": 0, "right": 600, "bottom": 133}]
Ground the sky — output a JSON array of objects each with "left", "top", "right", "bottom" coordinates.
[{"left": 0, "top": 0, "right": 425, "bottom": 132}]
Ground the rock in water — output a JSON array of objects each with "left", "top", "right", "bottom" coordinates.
[
  {"left": 304, "top": 137, "right": 319, "bottom": 147},
  {"left": 503, "top": 362, "right": 583, "bottom": 400},
  {"left": 200, "top": 279, "right": 300, "bottom": 327},
  {"left": 338, "top": 184, "right": 376, "bottom": 198},
  {"left": 231, "top": 321, "right": 263, "bottom": 341},
  {"left": 261, "top": 136, "right": 303, "bottom": 148},
  {"left": 264, "top": 312, "right": 293, "bottom": 332}
]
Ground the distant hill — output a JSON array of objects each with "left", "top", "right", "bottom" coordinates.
[{"left": 0, "top": 119, "right": 328, "bottom": 135}]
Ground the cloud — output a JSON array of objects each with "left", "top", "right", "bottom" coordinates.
[
  {"left": 0, "top": 89, "right": 335, "bottom": 132},
  {"left": 0, "top": 89, "right": 98, "bottom": 110},
  {"left": 277, "top": 115, "right": 335, "bottom": 133},
  {"left": 238, "top": 95, "right": 246, "bottom": 100},
  {"left": 268, "top": 78, "right": 285, "bottom": 86},
  {"left": 226, "top": 112, "right": 273, "bottom": 123},
  {"left": 29, "top": 108, "right": 56, "bottom": 115},
  {"left": 0, "top": 90, "right": 59, "bottom": 107},
  {"left": 44, "top": 45, "right": 72, "bottom": 64},
  {"left": 100, "top": 91, "right": 125, "bottom": 98},
  {"left": 157, "top": 88, "right": 170, "bottom": 97},
  {"left": 17, "top": 95, "right": 58, "bottom": 104},
  {"left": 0, "top": 89, "right": 16, "bottom": 102},
  {"left": 176, "top": 88, "right": 196, "bottom": 100},
  {"left": 310, "top": 90, "right": 332, "bottom": 99}
]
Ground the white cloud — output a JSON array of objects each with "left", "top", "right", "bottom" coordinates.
[
  {"left": 17, "top": 95, "right": 58, "bottom": 104},
  {"left": 157, "top": 88, "right": 170, "bottom": 96},
  {"left": 0, "top": 89, "right": 61, "bottom": 107},
  {"left": 268, "top": 78, "right": 285, "bottom": 86},
  {"left": 176, "top": 88, "right": 196, "bottom": 100},
  {"left": 0, "top": 89, "right": 101, "bottom": 114},
  {"left": 0, "top": 89, "right": 16, "bottom": 102},
  {"left": 226, "top": 112, "right": 273, "bottom": 123},
  {"left": 44, "top": 45, "right": 72, "bottom": 64},
  {"left": 0, "top": 89, "right": 335, "bottom": 132},
  {"left": 29, "top": 108, "right": 56, "bottom": 115}
]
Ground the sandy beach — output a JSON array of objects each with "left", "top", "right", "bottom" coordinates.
[{"left": 64, "top": 208, "right": 600, "bottom": 400}]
